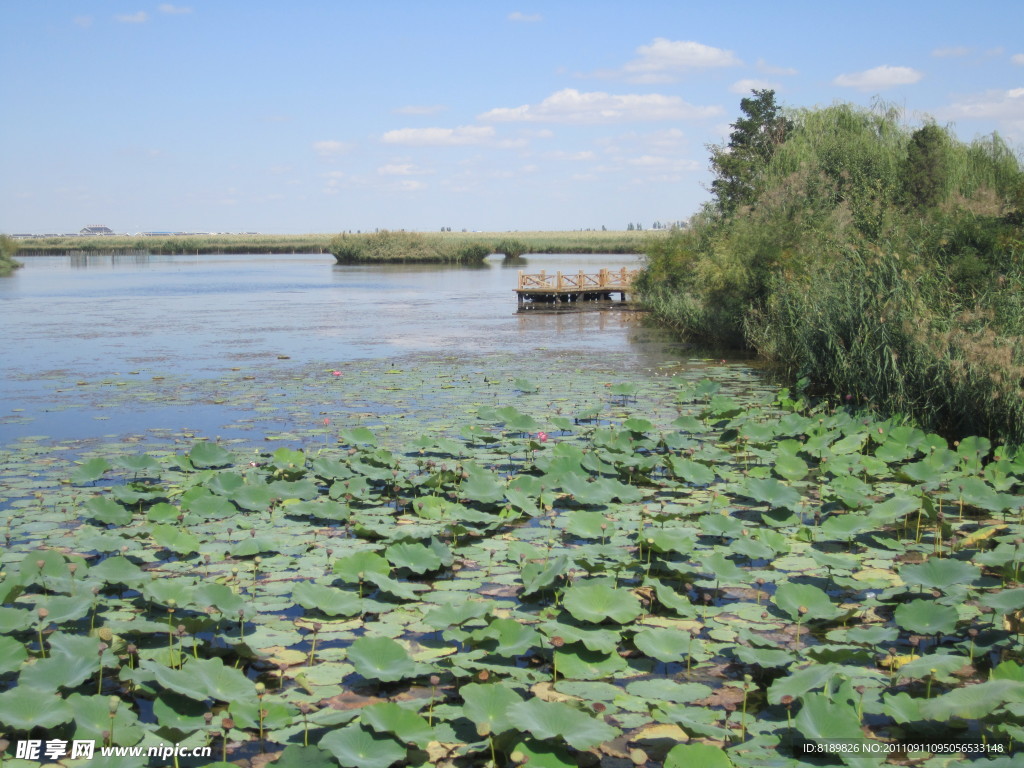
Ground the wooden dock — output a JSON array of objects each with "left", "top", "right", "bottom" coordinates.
[{"left": 515, "top": 267, "right": 641, "bottom": 306}]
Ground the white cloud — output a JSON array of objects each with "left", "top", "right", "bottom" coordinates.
[
  {"left": 508, "top": 11, "right": 542, "bottom": 22},
  {"left": 619, "top": 39, "right": 741, "bottom": 82},
  {"left": 74, "top": 16, "right": 93, "bottom": 28},
  {"left": 1012, "top": 53, "right": 1024, "bottom": 65},
  {"left": 394, "top": 105, "right": 445, "bottom": 115},
  {"left": 395, "top": 180, "right": 426, "bottom": 192},
  {"left": 729, "top": 78, "right": 780, "bottom": 95},
  {"left": 479, "top": 89, "right": 721, "bottom": 123},
  {"left": 833, "top": 65, "right": 923, "bottom": 91},
  {"left": 158, "top": 4, "right": 192, "bottom": 13},
  {"left": 756, "top": 58, "right": 797, "bottom": 76},
  {"left": 377, "top": 163, "right": 433, "bottom": 176},
  {"left": 115, "top": 11, "right": 149, "bottom": 23},
  {"left": 941, "top": 87, "right": 1024, "bottom": 122},
  {"left": 932, "top": 46, "right": 970, "bottom": 57},
  {"left": 380, "top": 125, "right": 495, "bottom": 146},
  {"left": 312, "top": 140, "right": 353, "bottom": 157}
]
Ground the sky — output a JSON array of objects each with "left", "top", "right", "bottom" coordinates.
[{"left": 2, "top": 1, "right": 1023, "bottom": 235}]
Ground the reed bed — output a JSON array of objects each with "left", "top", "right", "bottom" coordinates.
[{"left": 12, "top": 229, "right": 663, "bottom": 258}]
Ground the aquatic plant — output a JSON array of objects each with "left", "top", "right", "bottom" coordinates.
[{"left": 1, "top": 363, "right": 1023, "bottom": 766}]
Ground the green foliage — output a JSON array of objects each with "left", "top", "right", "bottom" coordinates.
[
  {"left": 0, "top": 234, "right": 22, "bottom": 274},
  {"left": 709, "top": 89, "right": 792, "bottom": 214},
  {"left": 639, "top": 97, "right": 1024, "bottom": 442}
]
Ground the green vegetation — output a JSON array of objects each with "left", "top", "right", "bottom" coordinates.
[
  {"left": 13, "top": 229, "right": 661, "bottom": 258},
  {"left": 638, "top": 92, "right": 1024, "bottom": 443},
  {"left": 330, "top": 230, "right": 493, "bottom": 264},
  {"left": 0, "top": 234, "right": 22, "bottom": 274},
  {"left": 3, "top": 357, "right": 1024, "bottom": 765}
]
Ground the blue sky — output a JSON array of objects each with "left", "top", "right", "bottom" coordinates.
[{"left": 2, "top": 1, "right": 1022, "bottom": 234}]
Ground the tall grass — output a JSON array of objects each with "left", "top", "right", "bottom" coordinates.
[
  {"left": 637, "top": 102, "right": 1024, "bottom": 442},
  {"left": 0, "top": 234, "right": 22, "bottom": 274}
]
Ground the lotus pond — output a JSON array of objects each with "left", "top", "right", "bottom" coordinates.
[{"left": 1, "top": 350, "right": 1023, "bottom": 768}]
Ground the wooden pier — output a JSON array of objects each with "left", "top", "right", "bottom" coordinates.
[{"left": 515, "top": 267, "right": 641, "bottom": 306}]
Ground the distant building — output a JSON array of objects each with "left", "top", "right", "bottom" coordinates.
[{"left": 80, "top": 225, "right": 115, "bottom": 236}]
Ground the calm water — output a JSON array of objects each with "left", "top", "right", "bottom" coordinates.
[{"left": 1, "top": 252, "right": 698, "bottom": 441}]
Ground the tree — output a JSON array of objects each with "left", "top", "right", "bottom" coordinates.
[
  {"left": 709, "top": 90, "right": 791, "bottom": 215},
  {"left": 904, "top": 123, "right": 950, "bottom": 209}
]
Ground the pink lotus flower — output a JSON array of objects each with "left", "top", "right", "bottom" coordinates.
[
  {"left": 537, "top": 431, "right": 548, "bottom": 443},
  {"left": 323, "top": 418, "right": 331, "bottom": 426},
  {"left": 332, "top": 370, "right": 343, "bottom": 376}
]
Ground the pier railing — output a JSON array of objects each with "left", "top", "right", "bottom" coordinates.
[{"left": 516, "top": 267, "right": 641, "bottom": 292}]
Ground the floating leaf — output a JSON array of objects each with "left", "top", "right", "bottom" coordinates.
[
  {"left": 562, "top": 580, "right": 642, "bottom": 624},
  {"left": 320, "top": 724, "right": 406, "bottom": 768},
  {"left": 507, "top": 697, "right": 618, "bottom": 750},
  {"left": 347, "top": 636, "right": 419, "bottom": 683},
  {"left": 894, "top": 600, "right": 959, "bottom": 635}
]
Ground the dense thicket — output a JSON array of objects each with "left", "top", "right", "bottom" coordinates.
[{"left": 637, "top": 98, "right": 1024, "bottom": 443}]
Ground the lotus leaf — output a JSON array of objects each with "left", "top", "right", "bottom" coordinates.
[
  {"left": 626, "top": 679, "right": 713, "bottom": 703},
  {"left": 773, "top": 582, "right": 842, "bottom": 622},
  {"left": 520, "top": 554, "right": 568, "bottom": 596},
  {"left": 460, "top": 681, "right": 524, "bottom": 735},
  {"left": 562, "top": 580, "right": 641, "bottom": 624},
  {"left": 68, "top": 692, "right": 145, "bottom": 744},
  {"left": 900, "top": 558, "right": 979, "bottom": 592},
  {"left": 20, "top": 636, "right": 100, "bottom": 692},
  {"left": 293, "top": 582, "right": 362, "bottom": 617},
  {"left": 0, "top": 685, "right": 74, "bottom": 729},
  {"left": 507, "top": 697, "right": 618, "bottom": 749},
  {"left": 422, "top": 600, "right": 490, "bottom": 630},
  {"left": 320, "top": 723, "right": 406, "bottom": 768},
  {"left": 274, "top": 746, "right": 338, "bottom": 768},
  {"left": 338, "top": 427, "right": 378, "bottom": 445},
  {"left": 348, "top": 636, "right": 420, "bottom": 682},
  {"left": 188, "top": 442, "right": 234, "bottom": 468},
  {"left": 742, "top": 477, "right": 802, "bottom": 510},
  {"left": 897, "top": 653, "right": 968, "bottom": 683},
  {"left": 229, "top": 483, "right": 278, "bottom": 511},
  {"left": 143, "top": 657, "right": 256, "bottom": 704},
  {"left": 767, "top": 663, "right": 840, "bottom": 704},
  {"left": 84, "top": 495, "right": 132, "bottom": 526},
  {"left": 151, "top": 523, "right": 201, "bottom": 555},
  {"left": 920, "top": 679, "right": 1024, "bottom": 721},
  {"left": 565, "top": 509, "right": 610, "bottom": 539},
  {"left": 360, "top": 701, "right": 434, "bottom": 747},
  {"left": 893, "top": 600, "right": 959, "bottom": 635},
  {"left": 386, "top": 541, "right": 444, "bottom": 573},
  {"left": 334, "top": 550, "right": 391, "bottom": 582},
  {"left": 795, "top": 692, "right": 876, "bottom": 768},
  {"left": 541, "top": 622, "right": 621, "bottom": 653},
  {"left": 71, "top": 457, "right": 112, "bottom": 484},
  {"left": 656, "top": 705, "right": 731, "bottom": 740},
  {"left": 554, "top": 645, "right": 627, "bottom": 680},
  {"left": 664, "top": 743, "right": 734, "bottom": 768}
]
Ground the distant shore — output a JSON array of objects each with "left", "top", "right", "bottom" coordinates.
[{"left": 10, "top": 229, "right": 668, "bottom": 258}]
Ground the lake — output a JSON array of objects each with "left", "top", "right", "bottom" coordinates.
[{"left": 0, "top": 251, "right": 739, "bottom": 444}]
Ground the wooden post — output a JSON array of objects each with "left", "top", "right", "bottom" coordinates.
[
  {"left": 599, "top": 268, "right": 607, "bottom": 288},
  {"left": 517, "top": 270, "right": 524, "bottom": 290},
  {"left": 556, "top": 271, "right": 563, "bottom": 289}
]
